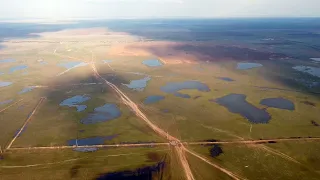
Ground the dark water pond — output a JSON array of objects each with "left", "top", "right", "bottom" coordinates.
[
  {"left": 144, "top": 95, "right": 165, "bottom": 104},
  {"left": 9, "top": 65, "right": 28, "bottom": 73},
  {"left": 0, "top": 99, "right": 13, "bottom": 105},
  {"left": 160, "top": 81, "right": 210, "bottom": 98},
  {"left": 0, "top": 59, "right": 15, "bottom": 63},
  {"left": 59, "top": 95, "right": 91, "bottom": 112},
  {"left": 217, "top": 77, "right": 234, "bottom": 82},
  {"left": 58, "top": 62, "right": 88, "bottom": 69},
  {"left": 81, "top": 104, "right": 121, "bottom": 124},
  {"left": 237, "top": 63, "right": 263, "bottom": 70},
  {"left": 292, "top": 66, "right": 320, "bottom": 78},
  {"left": 0, "top": 81, "right": 13, "bottom": 87},
  {"left": 19, "top": 86, "right": 35, "bottom": 94},
  {"left": 142, "top": 59, "right": 163, "bottom": 67},
  {"left": 123, "top": 77, "right": 151, "bottom": 91},
  {"left": 260, "top": 98, "right": 295, "bottom": 110},
  {"left": 68, "top": 135, "right": 116, "bottom": 146},
  {"left": 213, "top": 94, "right": 271, "bottom": 124}
]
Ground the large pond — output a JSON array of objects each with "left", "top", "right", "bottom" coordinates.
[
  {"left": 81, "top": 104, "right": 121, "bottom": 124},
  {"left": 213, "top": 94, "right": 271, "bottom": 124},
  {"left": 142, "top": 60, "right": 163, "bottom": 67},
  {"left": 0, "top": 59, "right": 16, "bottom": 63},
  {"left": 260, "top": 98, "right": 295, "bottom": 110},
  {"left": 237, "top": 63, "right": 263, "bottom": 70},
  {"left": 0, "top": 81, "right": 13, "bottom": 87},
  {"left": 19, "top": 86, "right": 36, "bottom": 94},
  {"left": 60, "top": 95, "right": 91, "bottom": 112},
  {"left": 9, "top": 65, "right": 28, "bottom": 73},
  {"left": 144, "top": 95, "right": 165, "bottom": 104},
  {"left": 160, "top": 81, "right": 210, "bottom": 98},
  {"left": 123, "top": 77, "right": 151, "bottom": 91},
  {"left": 292, "top": 66, "right": 320, "bottom": 78}
]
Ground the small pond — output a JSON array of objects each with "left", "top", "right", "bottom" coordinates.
[
  {"left": 81, "top": 104, "right": 121, "bottom": 124},
  {"left": 160, "top": 81, "right": 210, "bottom": 98},
  {"left": 237, "top": 63, "right": 263, "bottom": 70},
  {"left": 142, "top": 59, "right": 163, "bottom": 67},
  {"left": 213, "top": 94, "right": 271, "bottom": 124},
  {"left": 19, "top": 86, "right": 36, "bottom": 94},
  {"left": 0, "top": 99, "right": 13, "bottom": 106},
  {"left": 217, "top": 77, "right": 234, "bottom": 82},
  {"left": 0, "top": 81, "right": 13, "bottom": 87},
  {"left": 144, "top": 95, "right": 165, "bottom": 104},
  {"left": 60, "top": 95, "right": 91, "bottom": 112},
  {"left": 292, "top": 66, "right": 320, "bottom": 78},
  {"left": 123, "top": 77, "right": 151, "bottom": 91},
  {"left": 0, "top": 59, "right": 16, "bottom": 63},
  {"left": 9, "top": 65, "right": 28, "bottom": 73},
  {"left": 68, "top": 135, "right": 116, "bottom": 146},
  {"left": 260, "top": 98, "right": 295, "bottom": 110}
]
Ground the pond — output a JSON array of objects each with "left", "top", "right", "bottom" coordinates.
[
  {"left": 81, "top": 104, "right": 121, "bottom": 124},
  {"left": 0, "top": 81, "right": 13, "bottom": 87},
  {"left": 68, "top": 135, "right": 116, "bottom": 146},
  {"left": 18, "top": 86, "right": 36, "bottom": 94},
  {"left": 260, "top": 98, "right": 295, "bottom": 110},
  {"left": 142, "top": 59, "right": 163, "bottom": 67},
  {"left": 292, "top": 66, "right": 320, "bottom": 78},
  {"left": 59, "top": 95, "right": 91, "bottom": 112},
  {"left": 311, "top": 58, "right": 320, "bottom": 62},
  {"left": 0, "top": 99, "right": 13, "bottom": 106},
  {"left": 123, "top": 77, "right": 151, "bottom": 91},
  {"left": 9, "top": 65, "right": 28, "bottom": 73},
  {"left": 237, "top": 63, "right": 263, "bottom": 70},
  {"left": 213, "top": 94, "right": 271, "bottom": 124},
  {"left": 0, "top": 59, "right": 16, "bottom": 63},
  {"left": 217, "top": 77, "right": 234, "bottom": 82},
  {"left": 160, "top": 80, "right": 210, "bottom": 98},
  {"left": 144, "top": 95, "right": 165, "bottom": 104}
]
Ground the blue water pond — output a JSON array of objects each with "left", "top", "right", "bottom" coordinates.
[
  {"left": 144, "top": 95, "right": 165, "bottom": 104},
  {"left": 0, "top": 59, "right": 16, "bottom": 63},
  {"left": 160, "top": 81, "right": 210, "bottom": 98},
  {"left": 60, "top": 95, "right": 91, "bottom": 112},
  {"left": 81, "top": 104, "right": 121, "bottom": 124},
  {"left": 260, "top": 98, "right": 295, "bottom": 110},
  {"left": 123, "top": 77, "right": 151, "bottom": 91},
  {"left": 142, "top": 60, "right": 163, "bottom": 67},
  {"left": 213, "top": 94, "right": 271, "bottom": 124},
  {"left": 0, "top": 81, "right": 13, "bottom": 87},
  {"left": 237, "top": 63, "right": 263, "bottom": 70},
  {"left": 19, "top": 86, "right": 36, "bottom": 94},
  {"left": 9, "top": 65, "right": 28, "bottom": 73}
]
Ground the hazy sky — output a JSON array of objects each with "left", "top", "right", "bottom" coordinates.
[{"left": 1, "top": 0, "right": 319, "bottom": 19}]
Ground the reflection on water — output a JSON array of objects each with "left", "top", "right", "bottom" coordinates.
[
  {"left": 142, "top": 59, "right": 163, "bottom": 67},
  {"left": 237, "top": 63, "right": 263, "bottom": 70},
  {"left": 213, "top": 94, "right": 271, "bottom": 124},
  {"left": 161, "top": 80, "right": 210, "bottom": 98},
  {"left": 81, "top": 104, "right": 121, "bottom": 124}
]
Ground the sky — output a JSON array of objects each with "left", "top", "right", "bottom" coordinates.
[{"left": 0, "top": 0, "right": 319, "bottom": 20}]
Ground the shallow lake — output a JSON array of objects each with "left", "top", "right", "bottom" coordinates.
[
  {"left": 19, "top": 86, "right": 35, "bottom": 94},
  {"left": 0, "top": 81, "right": 13, "bottom": 87},
  {"left": 144, "top": 95, "right": 165, "bottom": 104},
  {"left": 292, "top": 66, "right": 320, "bottom": 78},
  {"left": 123, "top": 77, "right": 151, "bottom": 91},
  {"left": 260, "top": 98, "right": 295, "bottom": 110},
  {"left": 237, "top": 63, "right": 263, "bottom": 70},
  {"left": 9, "top": 65, "right": 28, "bottom": 73},
  {"left": 0, "top": 59, "right": 15, "bottom": 63},
  {"left": 217, "top": 77, "right": 234, "bottom": 82},
  {"left": 142, "top": 59, "right": 163, "bottom": 67},
  {"left": 81, "top": 104, "right": 121, "bottom": 124},
  {"left": 213, "top": 94, "right": 271, "bottom": 123},
  {"left": 160, "top": 81, "right": 210, "bottom": 98},
  {"left": 60, "top": 95, "right": 91, "bottom": 112}
]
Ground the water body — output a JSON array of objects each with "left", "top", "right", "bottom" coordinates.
[
  {"left": 123, "top": 77, "right": 151, "bottom": 91},
  {"left": 0, "top": 81, "right": 13, "bottom": 87},
  {"left": 142, "top": 59, "right": 163, "bottom": 67},
  {"left": 40, "top": 61, "right": 48, "bottom": 65},
  {"left": 160, "top": 81, "right": 210, "bottom": 98},
  {"left": 213, "top": 94, "right": 271, "bottom": 124},
  {"left": 292, "top": 66, "right": 320, "bottom": 78},
  {"left": 58, "top": 62, "right": 88, "bottom": 69},
  {"left": 68, "top": 135, "right": 116, "bottom": 146},
  {"left": 18, "top": 86, "right": 36, "bottom": 94},
  {"left": 144, "top": 95, "right": 165, "bottom": 104},
  {"left": 237, "top": 63, "right": 263, "bottom": 70},
  {"left": 9, "top": 65, "right": 28, "bottom": 73},
  {"left": 260, "top": 98, "right": 295, "bottom": 110},
  {"left": 0, "top": 99, "right": 13, "bottom": 106},
  {"left": 311, "top": 58, "right": 320, "bottom": 62},
  {"left": 60, "top": 95, "right": 91, "bottom": 112},
  {"left": 217, "top": 77, "right": 235, "bottom": 82},
  {"left": 81, "top": 104, "right": 121, "bottom": 124},
  {"left": 0, "top": 59, "right": 15, "bottom": 63}
]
